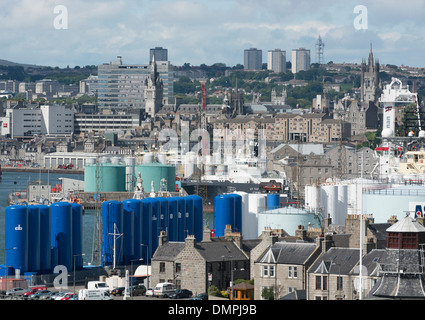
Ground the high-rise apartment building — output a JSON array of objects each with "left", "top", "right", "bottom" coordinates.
[
  {"left": 291, "top": 48, "right": 311, "bottom": 73},
  {"left": 267, "top": 49, "right": 286, "bottom": 73},
  {"left": 150, "top": 47, "right": 168, "bottom": 62},
  {"left": 244, "top": 48, "right": 262, "bottom": 70},
  {"left": 97, "top": 56, "right": 173, "bottom": 112}
]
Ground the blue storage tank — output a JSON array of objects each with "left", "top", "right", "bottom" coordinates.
[
  {"left": 51, "top": 202, "right": 73, "bottom": 271},
  {"left": 71, "top": 203, "right": 83, "bottom": 270},
  {"left": 185, "top": 197, "right": 194, "bottom": 238},
  {"left": 214, "top": 195, "right": 234, "bottom": 238},
  {"left": 123, "top": 199, "right": 143, "bottom": 260},
  {"left": 228, "top": 194, "right": 242, "bottom": 233},
  {"left": 147, "top": 198, "right": 161, "bottom": 257},
  {"left": 27, "top": 205, "right": 40, "bottom": 273},
  {"left": 141, "top": 199, "right": 152, "bottom": 263},
  {"left": 5, "top": 205, "right": 29, "bottom": 274},
  {"left": 176, "top": 197, "right": 186, "bottom": 241},
  {"left": 187, "top": 195, "right": 203, "bottom": 241},
  {"left": 167, "top": 197, "right": 178, "bottom": 241},
  {"left": 102, "top": 201, "right": 124, "bottom": 267},
  {"left": 158, "top": 198, "right": 169, "bottom": 234},
  {"left": 36, "top": 205, "right": 51, "bottom": 274},
  {"left": 214, "top": 194, "right": 242, "bottom": 237},
  {"left": 123, "top": 206, "right": 134, "bottom": 265},
  {"left": 267, "top": 194, "right": 280, "bottom": 210}
]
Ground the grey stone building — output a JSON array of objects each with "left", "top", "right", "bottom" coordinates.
[
  {"left": 307, "top": 246, "right": 361, "bottom": 300},
  {"left": 151, "top": 229, "right": 250, "bottom": 296},
  {"left": 253, "top": 240, "right": 323, "bottom": 300}
]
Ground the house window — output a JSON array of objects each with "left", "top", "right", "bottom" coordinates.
[
  {"left": 337, "top": 276, "right": 343, "bottom": 291},
  {"left": 315, "top": 275, "right": 327, "bottom": 290},
  {"left": 262, "top": 265, "right": 275, "bottom": 277},
  {"left": 175, "top": 263, "right": 181, "bottom": 273},
  {"left": 288, "top": 266, "right": 298, "bottom": 278},
  {"left": 160, "top": 262, "right": 165, "bottom": 273},
  {"left": 263, "top": 265, "right": 268, "bottom": 277}
]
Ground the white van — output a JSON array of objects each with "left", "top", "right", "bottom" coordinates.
[
  {"left": 87, "top": 281, "right": 109, "bottom": 292},
  {"left": 153, "top": 282, "right": 176, "bottom": 298},
  {"left": 78, "top": 289, "right": 113, "bottom": 300}
]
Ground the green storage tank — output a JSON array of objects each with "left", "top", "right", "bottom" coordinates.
[
  {"left": 84, "top": 163, "right": 127, "bottom": 192},
  {"left": 135, "top": 163, "right": 176, "bottom": 192}
]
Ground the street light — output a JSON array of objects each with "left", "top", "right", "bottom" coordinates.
[{"left": 73, "top": 253, "right": 85, "bottom": 295}]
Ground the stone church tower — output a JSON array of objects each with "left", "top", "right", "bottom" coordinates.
[
  {"left": 360, "top": 43, "right": 380, "bottom": 103},
  {"left": 144, "top": 56, "right": 164, "bottom": 118}
]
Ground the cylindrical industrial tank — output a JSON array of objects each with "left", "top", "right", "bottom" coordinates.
[
  {"left": 214, "top": 195, "right": 235, "bottom": 238},
  {"left": 84, "top": 164, "right": 127, "bottom": 193},
  {"left": 245, "top": 194, "right": 266, "bottom": 239},
  {"left": 337, "top": 185, "right": 348, "bottom": 225},
  {"left": 158, "top": 154, "right": 167, "bottom": 165},
  {"left": 176, "top": 197, "right": 186, "bottom": 241},
  {"left": 27, "top": 205, "right": 40, "bottom": 273},
  {"left": 122, "top": 206, "right": 134, "bottom": 265},
  {"left": 36, "top": 204, "right": 51, "bottom": 274},
  {"left": 158, "top": 198, "right": 170, "bottom": 235},
  {"left": 141, "top": 199, "right": 152, "bottom": 263},
  {"left": 123, "top": 199, "right": 142, "bottom": 260},
  {"left": 234, "top": 192, "right": 248, "bottom": 239},
  {"left": 257, "top": 206, "right": 322, "bottom": 237},
  {"left": 5, "top": 205, "right": 29, "bottom": 274},
  {"left": 186, "top": 195, "right": 203, "bottom": 241},
  {"left": 143, "top": 153, "right": 154, "bottom": 164},
  {"left": 267, "top": 194, "right": 280, "bottom": 210},
  {"left": 227, "top": 194, "right": 242, "bottom": 233},
  {"left": 135, "top": 163, "right": 176, "bottom": 193},
  {"left": 147, "top": 198, "right": 161, "bottom": 256},
  {"left": 125, "top": 157, "right": 136, "bottom": 192},
  {"left": 51, "top": 202, "right": 73, "bottom": 271},
  {"left": 167, "top": 197, "right": 178, "bottom": 241},
  {"left": 102, "top": 201, "right": 123, "bottom": 267},
  {"left": 185, "top": 197, "right": 194, "bottom": 238},
  {"left": 71, "top": 203, "right": 83, "bottom": 270}
]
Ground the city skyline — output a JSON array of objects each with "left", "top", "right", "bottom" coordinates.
[{"left": 1, "top": 0, "right": 425, "bottom": 68}]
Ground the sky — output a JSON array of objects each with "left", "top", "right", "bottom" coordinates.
[{"left": 0, "top": 0, "right": 425, "bottom": 68}]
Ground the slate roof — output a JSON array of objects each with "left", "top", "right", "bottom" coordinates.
[
  {"left": 152, "top": 238, "right": 249, "bottom": 263},
  {"left": 256, "top": 242, "right": 318, "bottom": 265},
  {"left": 152, "top": 242, "right": 185, "bottom": 261},
  {"left": 309, "top": 247, "right": 360, "bottom": 275}
]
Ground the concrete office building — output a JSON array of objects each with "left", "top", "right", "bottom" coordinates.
[
  {"left": 97, "top": 56, "right": 174, "bottom": 113},
  {"left": 267, "top": 49, "right": 286, "bottom": 73},
  {"left": 150, "top": 47, "right": 168, "bottom": 62},
  {"left": 1, "top": 104, "right": 74, "bottom": 138},
  {"left": 244, "top": 48, "right": 263, "bottom": 70},
  {"left": 291, "top": 48, "right": 311, "bottom": 73}
]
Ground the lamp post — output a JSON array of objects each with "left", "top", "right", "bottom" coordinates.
[{"left": 73, "top": 253, "right": 85, "bottom": 295}]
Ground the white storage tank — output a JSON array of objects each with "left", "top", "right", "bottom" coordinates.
[
  {"left": 125, "top": 157, "right": 136, "bottom": 191},
  {"left": 143, "top": 153, "right": 154, "bottom": 164},
  {"left": 245, "top": 194, "right": 266, "bottom": 239}
]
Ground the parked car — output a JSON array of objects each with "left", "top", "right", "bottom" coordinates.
[
  {"left": 5, "top": 287, "right": 26, "bottom": 296},
  {"left": 145, "top": 288, "right": 154, "bottom": 297},
  {"left": 111, "top": 287, "right": 125, "bottom": 296},
  {"left": 28, "top": 290, "right": 51, "bottom": 300},
  {"left": 61, "top": 293, "right": 76, "bottom": 300},
  {"left": 22, "top": 286, "right": 47, "bottom": 298},
  {"left": 190, "top": 293, "right": 208, "bottom": 300},
  {"left": 169, "top": 289, "right": 193, "bottom": 299},
  {"left": 54, "top": 292, "right": 68, "bottom": 300},
  {"left": 130, "top": 285, "right": 146, "bottom": 296}
]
